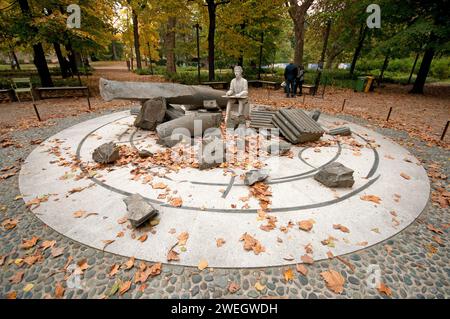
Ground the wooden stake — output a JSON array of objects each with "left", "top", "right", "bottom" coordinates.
[
  {"left": 341, "top": 98, "right": 346, "bottom": 111},
  {"left": 441, "top": 120, "right": 449, "bottom": 141},
  {"left": 386, "top": 107, "right": 393, "bottom": 122}
]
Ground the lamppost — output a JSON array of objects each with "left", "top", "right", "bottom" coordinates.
[{"left": 193, "top": 23, "right": 202, "bottom": 84}]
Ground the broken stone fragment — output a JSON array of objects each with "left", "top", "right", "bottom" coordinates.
[
  {"left": 92, "top": 142, "right": 119, "bottom": 164},
  {"left": 138, "top": 149, "right": 153, "bottom": 158},
  {"left": 134, "top": 97, "right": 167, "bottom": 130},
  {"left": 328, "top": 126, "right": 351, "bottom": 136},
  {"left": 226, "top": 114, "right": 246, "bottom": 129},
  {"left": 314, "top": 162, "right": 354, "bottom": 188},
  {"left": 123, "top": 194, "right": 158, "bottom": 228},
  {"left": 198, "top": 138, "right": 227, "bottom": 170},
  {"left": 156, "top": 113, "right": 222, "bottom": 139},
  {"left": 244, "top": 169, "right": 269, "bottom": 186},
  {"left": 311, "top": 110, "right": 321, "bottom": 121},
  {"left": 264, "top": 140, "right": 291, "bottom": 155}
]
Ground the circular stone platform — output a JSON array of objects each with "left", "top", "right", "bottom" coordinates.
[{"left": 19, "top": 109, "right": 430, "bottom": 268}]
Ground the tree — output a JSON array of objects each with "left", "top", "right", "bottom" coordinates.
[
  {"left": 287, "top": 0, "right": 315, "bottom": 66},
  {"left": 18, "top": 0, "right": 53, "bottom": 86}
]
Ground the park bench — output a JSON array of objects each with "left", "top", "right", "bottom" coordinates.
[
  {"left": 0, "top": 88, "right": 17, "bottom": 102},
  {"left": 201, "top": 81, "right": 229, "bottom": 90},
  {"left": 35, "top": 86, "right": 91, "bottom": 109},
  {"left": 302, "top": 84, "right": 316, "bottom": 95},
  {"left": 248, "top": 80, "right": 281, "bottom": 90}
]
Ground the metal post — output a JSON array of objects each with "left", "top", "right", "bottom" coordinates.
[
  {"left": 302, "top": 94, "right": 306, "bottom": 104},
  {"left": 386, "top": 106, "right": 393, "bottom": 122},
  {"left": 441, "top": 120, "right": 449, "bottom": 141},
  {"left": 32, "top": 104, "right": 41, "bottom": 121},
  {"left": 341, "top": 98, "right": 346, "bottom": 111}
]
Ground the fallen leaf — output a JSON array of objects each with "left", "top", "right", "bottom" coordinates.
[
  {"left": 228, "top": 282, "right": 240, "bottom": 294},
  {"left": 152, "top": 182, "right": 167, "bottom": 189},
  {"left": 20, "top": 236, "right": 39, "bottom": 249},
  {"left": 41, "top": 240, "right": 56, "bottom": 251},
  {"left": 177, "top": 232, "right": 189, "bottom": 246},
  {"left": 216, "top": 238, "right": 226, "bottom": 247},
  {"left": 1, "top": 218, "right": 18, "bottom": 230},
  {"left": 23, "top": 283, "right": 34, "bottom": 292},
  {"left": 51, "top": 246, "right": 64, "bottom": 258},
  {"left": 320, "top": 270, "right": 345, "bottom": 294},
  {"left": 296, "top": 264, "right": 308, "bottom": 276},
  {"left": 198, "top": 259, "right": 208, "bottom": 271},
  {"left": 384, "top": 245, "right": 393, "bottom": 255},
  {"left": 255, "top": 281, "right": 266, "bottom": 291},
  {"left": 167, "top": 249, "right": 180, "bottom": 262},
  {"left": 377, "top": 282, "right": 392, "bottom": 296},
  {"left": 333, "top": 224, "right": 350, "bottom": 233},
  {"left": 283, "top": 268, "right": 294, "bottom": 282},
  {"left": 102, "top": 240, "right": 115, "bottom": 250},
  {"left": 6, "top": 291, "right": 17, "bottom": 299},
  {"left": 123, "top": 257, "right": 135, "bottom": 270},
  {"left": 400, "top": 172, "right": 411, "bottom": 180},
  {"left": 427, "top": 224, "right": 444, "bottom": 234},
  {"left": 298, "top": 220, "right": 314, "bottom": 232},
  {"left": 73, "top": 210, "right": 86, "bottom": 218},
  {"left": 336, "top": 256, "right": 355, "bottom": 272},
  {"left": 356, "top": 241, "right": 368, "bottom": 246},
  {"left": 138, "top": 234, "right": 148, "bottom": 242},
  {"left": 360, "top": 194, "right": 381, "bottom": 204},
  {"left": 432, "top": 235, "right": 444, "bottom": 246},
  {"left": 300, "top": 254, "right": 314, "bottom": 264},
  {"left": 117, "top": 216, "right": 128, "bottom": 224},
  {"left": 240, "top": 232, "right": 265, "bottom": 255},
  {"left": 109, "top": 264, "right": 120, "bottom": 277},
  {"left": 116, "top": 231, "right": 124, "bottom": 238},
  {"left": 55, "top": 282, "right": 65, "bottom": 299},
  {"left": 9, "top": 271, "right": 24, "bottom": 284},
  {"left": 169, "top": 197, "right": 183, "bottom": 207},
  {"left": 119, "top": 281, "right": 131, "bottom": 295}
]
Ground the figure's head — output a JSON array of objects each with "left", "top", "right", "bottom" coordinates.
[{"left": 234, "top": 65, "right": 243, "bottom": 78}]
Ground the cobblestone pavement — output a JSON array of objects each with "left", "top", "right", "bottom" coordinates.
[{"left": 0, "top": 107, "right": 448, "bottom": 299}]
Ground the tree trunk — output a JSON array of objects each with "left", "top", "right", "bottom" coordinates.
[
  {"left": 350, "top": 25, "right": 367, "bottom": 76},
  {"left": 53, "top": 42, "right": 69, "bottom": 78},
  {"left": 378, "top": 53, "right": 389, "bottom": 86},
  {"left": 407, "top": 52, "right": 419, "bottom": 84},
  {"left": 288, "top": 0, "right": 314, "bottom": 66},
  {"left": 258, "top": 32, "right": 264, "bottom": 80},
  {"left": 313, "top": 20, "right": 332, "bottom": 95},
  {"left": 10, "top": 49, "right": 21, "bottom": 70},
  {"left": 132, "top": 9, "right": 142, "bottom": 70},
  {"left": 65, "top": 41, "right": 79, "bottom": 76},
  {"left": 111, "top": 40, "right": 117, "bottom": 61},
  {"left": 207, "top": 1, "right": 216, "bottom": 81},
  {"left": 165, "top": 16, "right": 177, "bottom": 74},
  {"left": 18, "top": 0, "right": 53, "bottom": 86},
  {"left": 410, "top": 47, "right": 434, "bottom": 94}
]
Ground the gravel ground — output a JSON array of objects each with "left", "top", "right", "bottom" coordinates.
[{"left": 0, "top": 107, "right": 448, "bottom": 299}]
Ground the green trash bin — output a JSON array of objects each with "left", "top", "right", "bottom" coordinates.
[{"left": 354, "top": 76, "right": 367, "bottom": 92}]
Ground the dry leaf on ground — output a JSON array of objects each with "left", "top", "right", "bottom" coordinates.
[{"left": 320, "top": 270, "right": 345, "bottom": 294}]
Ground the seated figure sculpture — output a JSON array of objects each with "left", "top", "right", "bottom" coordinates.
[{"left": 224, "top": 66, "right": 249, "bottom": 126}]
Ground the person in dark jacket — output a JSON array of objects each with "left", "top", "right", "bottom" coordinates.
[
  {"left": 296, "top": 65, "right": 305, "bottom": 96},
  {"left": 284, "top": 61, "right": 298, "bottom": 98}
]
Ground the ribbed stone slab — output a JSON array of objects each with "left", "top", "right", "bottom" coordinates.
[{"left": 272, "top": 109, "right": 324, "bottom": 143}]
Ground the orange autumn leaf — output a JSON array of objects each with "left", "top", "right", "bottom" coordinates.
[
  {"left": 198, "top": 260, "right": 208, "bottom": 271},
  {"left": 109, "top": 264, "right": 120, "bottom": 277},
  {"left": 138, "top": 234, "right": 148, "bottom": 242},
  {"left": 55, "top": 282, "right": 65, "bottom": 299},
  {"left": 216, "top": 238, "right": 226, "bottom": 247},
  {"left": 298, "top": 219, "right": 314, "bottom": 232},
  {"left": 377, "top": 283, "right": 392, "bottom": 296},
  {"left": 6, "top": 291, "right": 17, "bottom": 299},
  {"left": 1, "top": 218, "right": 18, "bottom": 230},
  {"left": 400, "top": 172, "right": 411, "bottom": 180},
  {"left": 9, "top": 271, "right": 24, "bottom": 284},
  {"left": 333, "top": 224, "right": 350, "bottom": 233},
  {"left": 240, "top": 232, "right": 265, "bottom": 255},
  {"left": 300, "top": 254, "right": 314, "bottom": 264},
  {"left": 360, "top": 194, "right": 381, "bottom": 204},
  {"left": 283, "top": 268, "right": 294, "bottom": 282},
  {"left": 296, "top": 264, "right": 308, "bottom": 276},
  {"left": 119, "top": 281, "right": 131, "bottom": 295},
  {"left": 123, "top": 257, "right": 135, "bottom": 270},
  {"left": 167, "top": 249, "right": 180, "bottom": 262},
  {"left": 427, "top": 224, "right": 444, "bottom": 234},
  {"left": 169, "top": 197, "right": 183, "bottom": 207},
  {"left": 177, "top": 232, "right": 189, "bottom": 246},
  {"left": 41, "top": 240, "right": 56, "bottom": 250},
  {"left": 321, "top": 270, "right": 345, "bottom": 294},
  {"left": 20, "top": 236, "right": 39, "bottom": 249},
  {"left": 73, "top": 210, "right": 86, "bottom": 218},
  {"left": 102, "top": 240, "right": 115, "bottom": 250},
  {"left": 152, "top": 182, "right": 167, "bottom": 189}
]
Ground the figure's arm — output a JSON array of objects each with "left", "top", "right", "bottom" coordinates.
[{"left": 226, "top": 79, "right": 235, "bottom": 96}]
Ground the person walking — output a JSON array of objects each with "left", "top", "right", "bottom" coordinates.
[
  {"left": 296, "top": 65, "right": 305, "bottom": 96},
  {"left": 284, "top": 61, "right": 298, "bottom": 98}
]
